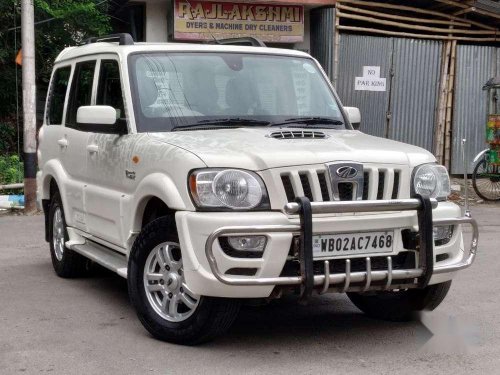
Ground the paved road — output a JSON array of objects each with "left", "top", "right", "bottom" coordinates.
[{"left": 0, "top": 206, "right": 498, "bottom": 375}]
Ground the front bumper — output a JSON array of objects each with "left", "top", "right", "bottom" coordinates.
[{"left": 176, "top": 197, "right": 478, "bottom": 299}]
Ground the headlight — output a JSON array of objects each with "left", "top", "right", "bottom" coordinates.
[
  {"left": 189, "top": 169, "right": 270, "bottom": 210},
  {"left": 412, "top": 164, "right": 451, "bottom": 201}
]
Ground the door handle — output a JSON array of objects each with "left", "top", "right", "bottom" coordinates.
[
  {"left": 86, "top": 144, "right": 99, "bottom": 154},
  {"left": 57, "top": 138, "right": 68, "bottom": 147}
]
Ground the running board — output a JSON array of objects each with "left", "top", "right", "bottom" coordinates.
[{"left": 68, "top": 241, "right": 128, "bottom": 278}]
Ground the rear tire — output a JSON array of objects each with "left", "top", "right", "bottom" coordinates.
[
  {"left": 49, "top": 192, "right": 90, "bottom": 278},
  {"left": 347, "top": 281, "right": 452, "bottom": 321},
  {"left": 128, "top": 216, "right": 241, "bottom": 345}
]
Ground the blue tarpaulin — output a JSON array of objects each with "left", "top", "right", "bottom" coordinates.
[{"left": 0, "top": 195, "right": 24, "bottom": 208}]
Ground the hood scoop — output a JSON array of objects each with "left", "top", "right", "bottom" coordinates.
[{"left": 268, "top": 130, "right": 328, "bottom": 139}]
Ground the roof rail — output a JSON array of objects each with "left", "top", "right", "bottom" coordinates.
[
  {"left": 84, "top": 33, "right": 134, "bottom": 46},
  {"left": 211, "top": 37, "right": 267, "bottom": 47}
]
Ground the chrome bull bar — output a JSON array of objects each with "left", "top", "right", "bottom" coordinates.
[{"left": 204, "top": 197, "right": 479, "bottom": 299}]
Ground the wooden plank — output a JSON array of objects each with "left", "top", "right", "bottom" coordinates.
[
  {"left": 434, "top": 41, "right": 452, "bottom": 163},
  {"left": 333, "top": 11, "right": 340, "bottom": 86},
  {"left": 435, "top": 0, "right": 500, "bottom": 21},
  {"left": 337, "top": 10, "right": 498, "bottom": 35},
  {"left": 0, "top": 183, "right": 24, "bottom": 191},
  {"left": 337, "top": 25, "right": 499, "bottom": 42},
  {"left": 337, "top": 0, "right": 496, "bottom": 30},
  {"left": 444, "top": 40, "right": 457, "bottom": 170},
  {"left": 435, "top": 0, "right": 470, "bottom": 9},
  {"left": 337, "top": 3, "right": 471, "bottom": 27},
  {"left": 453, "top": 8, "right": 475, "bottom": 17}
]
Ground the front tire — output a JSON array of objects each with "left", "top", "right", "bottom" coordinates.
[
  {"left": 128, "top": 216, "right": 241, "bottom": 345},
  {"left": 49, "top": 192, "right": 90, "bottom": 278},
  {"left": 347, "top": 281, "right": 452, "bottom": 321}
]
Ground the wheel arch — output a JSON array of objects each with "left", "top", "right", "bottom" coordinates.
[
  {"left": 128, "top": 173, "right": 190, "bottom": 235},
  {"left": 140, "top": 196, "right": 176, "bottom": 229},
  {"left": 126, "top": 195, "right": 177, "bottom": 255},
  {"left": 42, "top": 176, "right": 60, "bottom": 242},
  {"left": 41, "top": 173, "right": 56, "bottom": 201},
  {"left": 39, "top": 160, "right": 68, "bottom": 201},
  {"left": 40, "top": 161, "right": 67, "bottom": 242}
]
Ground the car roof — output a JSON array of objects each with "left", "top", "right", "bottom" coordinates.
[{"left": 54, "top": 42, "right": 312, "bottom": 63}]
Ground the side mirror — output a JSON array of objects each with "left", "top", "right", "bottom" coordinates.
[
  {"left": 344, "top": 107, "right": 361, "bottom": 130},
  {"left": 76, "top": 105, "right": 125, "bottom": 134},
  {"left": 77, "top": 105, "right": 117, "bottom": 126}
]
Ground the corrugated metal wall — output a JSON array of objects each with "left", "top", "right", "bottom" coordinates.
[
  {"left": 313, "top": 29, "right": 498, "bottom": 173},
  {"left": 310, "top": 7, "right": 335, "bottom": 80},
  {"left": 452, "top": 45, "right": 498, "bottom": 174},
  {"left": 336, "top": 34, "right": 442, "bottom": 148},
  {"left": 389, "top": 38, "right": 442, "bottom": 151},
  {"left": 336, "top": 34, "right": 393, "bottom": 138}
]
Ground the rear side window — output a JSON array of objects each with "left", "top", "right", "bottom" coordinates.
[
  {"left": 96, "top": 60, "right": 125, "bottom": 119},
  {"left": 47, "top": 67, "right": 71, "bottom": 125},
  {"left": 66, "top": 60, "right": 96, "bottom": 128}
]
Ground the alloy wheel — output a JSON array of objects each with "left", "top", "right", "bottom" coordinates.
[
  {"left": 52, "top": 207, "right": 65, "bottom": 261},
  {"left": 143, "top": 242, "right": 200, "bottom": 322}
]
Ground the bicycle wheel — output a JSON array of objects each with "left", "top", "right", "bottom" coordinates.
[{"left": 472, "top": 159, "right": 500, "bottom": 201}]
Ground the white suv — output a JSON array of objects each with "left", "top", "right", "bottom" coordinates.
[{"left": 37, "top": 34, "right": 478, "bottom": 345}]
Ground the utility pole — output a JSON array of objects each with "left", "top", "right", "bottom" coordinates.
[{"left": 21, "top": 0, "right": 37, "bottom": 213}]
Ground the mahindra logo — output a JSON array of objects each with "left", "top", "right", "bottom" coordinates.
[
  {"left": 336, "top": 166, "right": 358, "bottom": 179},
  {"left": 327, "top": 162, "right": 364, "bottom": 200}
]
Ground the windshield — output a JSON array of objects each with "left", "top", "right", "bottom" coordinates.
[{"left": 128, "top": 52, "right": 345, "bottom": 132}]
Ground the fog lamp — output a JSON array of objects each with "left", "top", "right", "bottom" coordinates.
[
  {"left": 433, "top": 225, "right": 454, "bottom": 246},
  {"left": 228, "top": 236, "right": 267, "bottom": 252}
]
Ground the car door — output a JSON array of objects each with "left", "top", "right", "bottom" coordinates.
[
  {"left": 42, "top": 64, "right": 71, "bottom": 179},
  {"left": 42, "top": 65, "right": 73, "bottom": 214},
  {"left": 57, "top": 59, "right": 97, "bottom": 231},
  {"left": 85, "top": 57, "right": 130, "bottom": 247}
]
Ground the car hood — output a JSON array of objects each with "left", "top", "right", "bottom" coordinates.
[{"left": 148, "top": 128, "right": 436, "bottom": 170}]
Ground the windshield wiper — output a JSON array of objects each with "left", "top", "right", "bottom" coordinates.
[
  {"left": 197, "top": 118, "right": 271, "bottom": 125},
  {"left": 269, "top": 117, "right": 344, "bottom": 127},
  {"left": 172, "top": 118, "right": 271, "bottom": 131}
]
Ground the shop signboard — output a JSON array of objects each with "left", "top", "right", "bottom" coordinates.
[{"left": 173, "top": 0, "right": 304, "bottom": 43}]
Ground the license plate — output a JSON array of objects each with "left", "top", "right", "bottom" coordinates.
[{"left": 312, "top": 231, "right": 394, "bottom": 258}]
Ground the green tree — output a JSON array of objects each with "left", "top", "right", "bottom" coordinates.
[
  {"left": 33, "top": 0, "right": 111, "bottom": 84},
  {"left": 0, "top": 0, "right": 111, "bottom": 154},
  {"left": 0, "top": 154, "right": 23, "bottom": 185}
]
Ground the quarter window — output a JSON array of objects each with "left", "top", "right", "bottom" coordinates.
[
  {"left": 66, "top": 60, "right": 96, "bottom": 128},
  {"left": 96, "top": 60, "right": 125, "bottom": 119},
  {"left": 47, "top": 67, "right": 71, "bottom": 125}
]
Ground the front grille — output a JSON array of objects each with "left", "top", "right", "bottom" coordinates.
[
  {"left": 376, "top": 171, "right": 385, "bottom": 200},
  {"left": 362, "top": 172, "right": 370, "bottom": 200},
  {"left": 281, "top": 175, "right": 296, "bottom": 202},
  {"left": 279, "top": 166, "right": 402, "bottom": 203},
  {"left": 317, "top": 172, "right": 330, "bottom": 201},
  {"left": 299, "top": 173, "right": 314, "bottom": 201},
  {"left": 392, "top": 171, "right": 400, "bottom": 199},
  {"left": 338, "top": 182, "right": 353, "bottom": 200}
]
